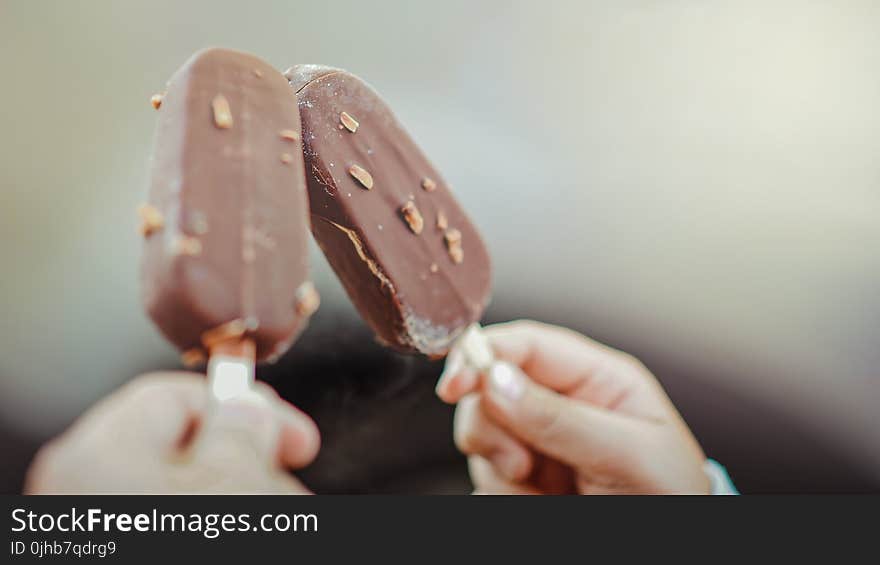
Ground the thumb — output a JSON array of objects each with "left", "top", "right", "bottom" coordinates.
[
  {"left": 193, "top": 391, "right": 279, "bottom": 466},
  {"left": 481, "top": 362, "right": 648, "bottom": 472}
]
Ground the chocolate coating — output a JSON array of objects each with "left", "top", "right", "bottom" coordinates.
[
  {"left": 142, "top": 48, "right": 313, "bottom": 361},
  {"left": 289, "top": 65, "right": 491, "bottom": 355}
]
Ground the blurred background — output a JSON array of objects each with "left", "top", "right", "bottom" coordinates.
[{"left": 1, "top": 0, "right": 878, "bottom": 493}]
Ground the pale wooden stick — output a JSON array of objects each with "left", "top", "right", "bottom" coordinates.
[
  {"left": 459, "top": 323, "right": 494, "bottom": 373},
  {"left": 207, "top": 338, "right": 256, "bottom": 402}
]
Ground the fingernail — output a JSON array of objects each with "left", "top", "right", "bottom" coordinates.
[
  {"left": 439, "top": 352, "right": 463, "bottom": 382},
  {"left": 488, "top": 362, "right": 524, "bottom": 402},
  {"left": 436, "top": 352, "right": 464, "bottom": 399}
]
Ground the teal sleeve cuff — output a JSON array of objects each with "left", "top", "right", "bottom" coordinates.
[{"left": 704, "top": 459, "right": 739, "bottom": 495}]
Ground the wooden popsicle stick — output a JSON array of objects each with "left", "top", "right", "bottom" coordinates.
[
  {"left": 459, "top": 323, "right": 494, "bottom": 373},
  {"left": 207, "top": 338, "right": 256, "bottom": 402}
]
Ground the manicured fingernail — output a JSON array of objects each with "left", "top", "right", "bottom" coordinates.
[
  {"left": 436, "top": 352, "right": 464, "bottom": 399},
  {"left": 439, "top": 351, "right": 463, "bottom": 382},
  {"left": 488, "top": 362, "right": 524, "bottom": 402}
]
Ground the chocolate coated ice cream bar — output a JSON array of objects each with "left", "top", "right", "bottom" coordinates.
[
  {"left": 288, "top": 65, "right": 491, "bottom": 356},
  {"left": 141, "top": 48, "right": 318, "bottom": 364}
]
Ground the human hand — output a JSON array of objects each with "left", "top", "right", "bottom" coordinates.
[
  {"left": 26, "top": 372, "right": 320, "bottom": 494},
  {"left": 436, "top": 321, "right": 709, "bottom": 494}
]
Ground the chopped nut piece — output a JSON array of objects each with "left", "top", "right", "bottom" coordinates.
[
  {"left": 294, "top": 282, "right": 321, "bottom": 317},
  {"left": 253, "top": 68, "right": 263, "bottom": 78},
  {"left": 150, "top": 93, "right": 164, "bottom": 110},
  {"left": 280, "top": 153, "right": 293, "bottom": 164},
  {"left": 421, "top": 177, "right": 437, "bottom": 192},
  {"left": 174, "top": 236, "right": 202, "bottom": 256},
  {"left": 279, "top": 129, "right": 300, "bottom": 141},
  {"left": 444, "top": 228, "right": 463, "bottom": 264},
  {"left": 211, "top": 94, "right": 233, "bottom": 129},
  {"left": 201, "top": 319, "right": 248, "bottom": 349},
  {"left": 340, "top": 111, "right": 359, "bottom": 133},
  {"left": 429, "top": 263, "right": 439, "bottom": 273},
  {"left": 436, "top": 210, "right": 448, "bottom": 231},
  {"left": 444, "top": 228, "right": 462, "bottom": 245},
  {"left": 348, "top": 164, "right": 374, "bottom": 189},
  {"left": 400, "top": 201, "right": 424, "bottom": 234},
  {"left": 137, "top": 204, "right": 164, "bottom": 236},
  {"left": 180, "top": 348, "right": 206, "bottom": 367}
]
